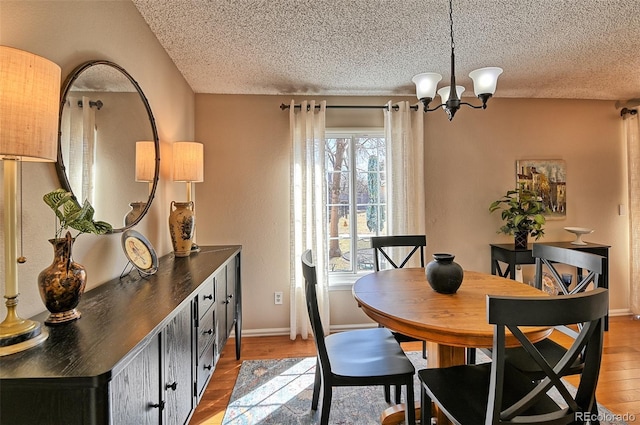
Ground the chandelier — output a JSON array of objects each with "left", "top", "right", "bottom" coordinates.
[{"left": 412, "top": 0, "right": 503, "bottom": 121}]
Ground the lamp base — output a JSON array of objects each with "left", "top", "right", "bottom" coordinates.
[{"left": 0, "top": 295, "right": 48, "bottom": 356}]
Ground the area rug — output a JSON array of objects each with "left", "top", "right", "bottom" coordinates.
[{"left": 221, "top": 351, "right": 629, "bottom": 425}]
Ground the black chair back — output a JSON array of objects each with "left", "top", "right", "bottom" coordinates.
[
  {"left": 533, "top": 244, "right": 605, "bottom": 295},
  {"left": 301, "top": 250, "right": 330, "bottom": 375},
  {"left": 487, "top": 288, "right": 608, "bottom": 423},
  {"left": 371, "top": 235, "right": 426, "bottom": 270}
]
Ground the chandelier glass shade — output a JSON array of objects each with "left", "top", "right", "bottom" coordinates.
[{"left": 412, "top": 0, "right": 503, "bottom": 120}]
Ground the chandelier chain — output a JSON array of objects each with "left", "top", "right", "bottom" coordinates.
[{"left": 449, "top": 0, "right": 455, "bottom": 53}]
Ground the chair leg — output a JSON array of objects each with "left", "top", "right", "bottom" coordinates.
[
  {"left": 384, "top": 384, "right": 391, "bottom": 403},
  {"left": 320, "top": 383, "right": 332, "bottom": 425},
  {"left": 420, "top": 382, "right": 432, "bottom": 425},
  {"left": 590, "top": 397, "right": 600, "bottom": 425},
  {"left": 311, "top": 359, "right": 321, "bottom": 411},
  {"left": 405, "top": 379, "right": 416, "bottom": 425},
  {"left": 466, "top": 347, "right": 476, "bottom": 364},
  {"left": 395, "top": 385, "right": 402, "bottom": 405},
  {"left": 422, "top": 341, "right": 427, "bottom": 359}
]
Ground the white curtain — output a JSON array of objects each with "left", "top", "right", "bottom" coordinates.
[
  {"left": 60, "top": 96, "right": 96, "bottom": 203},
  {"left": 624, "top": 111, "right": 640, "bottom": 317},
  {"left": 289, "top": 100, "right": 330, "bottom": 339},
  {"left": 384, "top": 100, "right": 426, "bottom": 255}
]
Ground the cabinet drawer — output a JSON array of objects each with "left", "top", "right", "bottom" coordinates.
[
  {"left": 197, "top": 278, "right": 215, "bottom": 321},
  {"left": 196, "top": 340, "right": 215, "bottom": 399},
  {"left": 197, "top": 309, "right": 215, "bottom": 358}
]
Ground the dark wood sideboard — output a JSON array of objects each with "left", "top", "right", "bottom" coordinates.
[{"left": 0, "top": 245, "right": 242, "bottom": 425}]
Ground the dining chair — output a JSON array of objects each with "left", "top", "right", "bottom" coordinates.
[
  {"left": 301, "top": 249, "right": 416, "bottom": 425},
  {"left": 419, "top": 288, "right": 608, "bottom": 425},
  {"left": 371, "top": 235, "right": 428, "bottom": 356},
  {"left": 371, "top": 235, "right": 427, "bottom": 403},
  {"left": 503, "top": 244, "right": 606, "bottom": 380}
]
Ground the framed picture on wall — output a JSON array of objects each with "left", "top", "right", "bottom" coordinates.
[{"left": 516, "top": 159, "right": 566, "bottom": 220}]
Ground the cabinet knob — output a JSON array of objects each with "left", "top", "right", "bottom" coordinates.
[
  {"left": 204, "top": 328, "right": 213, "bottom": 335},
  {"left": 227, "top": 294, "right": 233, "bottom": 299},
  {"left": 222, "top": 300, "right": 229, "bottom": 305},
  {"left": 203, "top": 294, "right": 213, "bottom": 300},
  {"left": 166, "top": 381, "right": 178, "bottom": 391},
  {"left": 204, "top": 364, "right": 213, "bottom": 370},
  {"left": 150, "top": 401, "right": 165, "bottom": 410}
]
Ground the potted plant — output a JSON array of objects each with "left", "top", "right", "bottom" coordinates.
[
  {"left": 489, "top": 185, "right": 547, "bottom": 249},
  {"left": 43, "top": 189, "right": 112, "bottom": 239},
  {"left": 38, "top": 189, "right": 112, "bottom": 324}
]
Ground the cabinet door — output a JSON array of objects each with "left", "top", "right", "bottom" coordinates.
[
  {"left": 111, "top": 335, "right": 161, "bottom": 425},
  {"left": 225, "top": 256, "right": 237, "bottom": 336},
  {"left": 215, "top": 269, "right": 228, "bottom": 354},
  {"left": 164, "top": 304, "right": 194, "bottom": 425}
]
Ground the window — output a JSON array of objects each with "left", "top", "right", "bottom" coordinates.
[{"left": 325, "top": 130, "right": 387, "bottom": 284}]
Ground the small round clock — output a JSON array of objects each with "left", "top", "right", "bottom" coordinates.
[{"left": 121, "top": 230, "right": 158, "bottom": 276}]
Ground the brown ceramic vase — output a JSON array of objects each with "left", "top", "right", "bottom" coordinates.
[{"left": 37, "top": 231, "right": 87, "bottom": 325}]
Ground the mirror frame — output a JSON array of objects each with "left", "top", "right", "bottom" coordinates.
[{"left": 55, "top": 60, "right": 160, "bottom": 233}]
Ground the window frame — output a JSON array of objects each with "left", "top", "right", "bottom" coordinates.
[{"left": 325, "top": 128, "right": 387, "bottom": 288}]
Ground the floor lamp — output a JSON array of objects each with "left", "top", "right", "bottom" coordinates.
[
  {"left": 172, "top": 141, "right": 204, "bottom": 253},
  {"left": 0, "top": 46, "right": 61, "bottom": 355}
]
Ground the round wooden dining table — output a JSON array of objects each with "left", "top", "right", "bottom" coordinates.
[{"left": 352, "top": 268, "right": 551, "bottom": 425}]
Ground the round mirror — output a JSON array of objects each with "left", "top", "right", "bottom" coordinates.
[{"left": 56, "top": 61, "right": 159, "bottom": 233}]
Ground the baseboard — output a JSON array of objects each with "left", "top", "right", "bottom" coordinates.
[
  {"left": 240, "top": 312, "right": 634, "bottom": 338},
  {"left": 237, "top": 323, "right": 377, "bottom": 338},
  {"left": 609, "top": 308, "right": 632, "bottom": 316}
]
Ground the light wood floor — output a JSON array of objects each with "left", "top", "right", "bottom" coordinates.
[{"left": 190, "top": 315, "right": 640, "bottom": 424}]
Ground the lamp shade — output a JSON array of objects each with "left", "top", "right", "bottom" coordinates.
[
  {"left": 135, "top": 141, "right": 156, "bottom": 182},
  {"left": 0, "top": 46, "right": 61, "bottom": 162},
  {"left": 412, "top": 73, "right": 442, "bottom": 101},
  {"left": 173, "top": 141, "right": 203, "bottom": 182},
  {"left": 437, "top": 85, "right": 465, "bottom": 105},
  {"left": 469, "top": 67, "right": 503, "bottom": 96}
]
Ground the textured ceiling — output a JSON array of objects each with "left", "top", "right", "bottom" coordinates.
[{"left": 132, "top": 0, "right": 640, "bottom": 103}]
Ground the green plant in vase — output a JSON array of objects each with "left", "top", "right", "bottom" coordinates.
[
  {"left": 43, "top": 189, "right": 112, "bottom": 239},
  {"left": 39, "top": 189, "right": 112, "bottom": 325},
  {"left": 489, "top": 185, "right": 547, "bottom": 249}
]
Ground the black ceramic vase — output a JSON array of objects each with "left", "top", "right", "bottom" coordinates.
[
  {"left": 37, "top": 231, "right": 87, "bottom": 325},
  {"left": 425, "top": 253, "right": 464, "bottom": 294}
]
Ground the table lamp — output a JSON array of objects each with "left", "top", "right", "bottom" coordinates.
[
  {"left": 136, "top": 140, "right": 156, "bottom": 195},
  {"left": 125, "top": 141, "right": 156, "bottom": 226},
  {"left": 0, "top": 46, "right": 61, "bottom": 355},
  {"left": 171, "top": 141, "right": 203, "bottom": 255}
]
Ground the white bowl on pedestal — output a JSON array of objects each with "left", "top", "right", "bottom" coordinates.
[{"left": 564, "top": 227, "right": 594, "bottom": 245}]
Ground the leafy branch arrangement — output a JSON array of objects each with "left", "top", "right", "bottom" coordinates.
[
  {"left": 489, "top": 185, "right": 548, "bottom": 240},
  {"left": 43, "top": 189, "right": 113, "bottom": 239}
]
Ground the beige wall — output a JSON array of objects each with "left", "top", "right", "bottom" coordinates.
[
  {"left": 195, "top": 94, "right": 630, "bottom": 333},
  {"left": 0, "top": 1, "right": 630, "bottom": 335},
  {"left": 0, "top": 0, "right": 195, "bottom": 319}
]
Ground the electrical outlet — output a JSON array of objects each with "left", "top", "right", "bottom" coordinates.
[{"left": 274, "top": 291, "right": 283, "bottom": 305}]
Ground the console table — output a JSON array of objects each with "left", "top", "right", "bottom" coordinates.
[
  {"left": 490, "top": 241, "right": 610, "bottom": 329},
  {"left": 0, "top": 245, "right": 241, "bottom": 425}
]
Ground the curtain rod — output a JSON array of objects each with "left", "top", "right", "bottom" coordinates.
[{"left": 280, "top": 103, "right": 419, "bottom": 111}]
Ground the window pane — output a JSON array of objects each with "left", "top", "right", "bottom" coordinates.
[
  {"left": 326, "top": 132, "right": 386, "bottom": 279},
  {"left": 326, "top": 138, "right": 350, "bottom": 171},
  {"left": 329, "top": 237, "right": 351, "bottom": 272}
]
